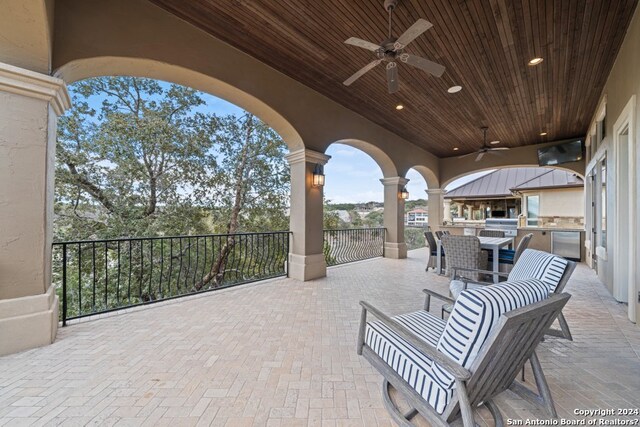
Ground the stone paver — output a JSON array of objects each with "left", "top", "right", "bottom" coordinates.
[{"left": 1, "top": 249, "right": 639, "bottom": 426}]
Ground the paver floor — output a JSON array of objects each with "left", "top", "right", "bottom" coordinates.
[{"left": 1, "top": 249, "right": 639, "bottom": 426}]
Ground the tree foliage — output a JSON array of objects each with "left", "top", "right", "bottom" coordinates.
[{"left": 55, "top": 77, "right": 289, "bottom": 242}]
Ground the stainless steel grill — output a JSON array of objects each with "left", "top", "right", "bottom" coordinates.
[{"left": 484, "top": 218, "right": 518, "bottom": 237}]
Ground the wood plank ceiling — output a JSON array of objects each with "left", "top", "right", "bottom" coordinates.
[{"left": 148, "top": 0, "right": 637, "bottom": 158}]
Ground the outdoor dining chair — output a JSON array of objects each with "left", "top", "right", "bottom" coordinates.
[
  {"left": 440, "top": 235, "right": 487, "bottom": 282},
  {"left": 424, "top": 231, "right": 444, "bottom": 272},
  {"left": 358, "top": 279, "right": 570, "bottom": 426},
  {"left": 488, "top": 233, "right": 533, "bottom": 266},
  {"left": 478, "top": 229, "right": 505, "bottom": 238}
]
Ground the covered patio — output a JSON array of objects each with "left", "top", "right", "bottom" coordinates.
[
  {"left": 1, "top": 0, "right": 640, "bottom": 424},
  {"left": 1, "top": 250, "right": 639, "bottom": 426}
]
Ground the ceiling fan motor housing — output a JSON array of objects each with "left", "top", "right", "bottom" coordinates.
[{"left": 384, "top": 0, "right": 398, "bottom": 12}]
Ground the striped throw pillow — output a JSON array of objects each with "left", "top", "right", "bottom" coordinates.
[
  {"left": 429, "top": 279, "right": 549, "bottom": 412},
  {"left": 508, "top": 249, "right": 569, "bottom": 292}
]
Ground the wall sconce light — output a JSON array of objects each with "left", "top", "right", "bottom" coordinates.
[
  {"left": 399, "top": 186, "right": 409, "bottom": 199},
  {"left": 312, "top": 164, "right": 325, "bottom": 187}
]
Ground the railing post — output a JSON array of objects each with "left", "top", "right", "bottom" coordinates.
[
  {"left": 382, "top": 229, "right": 386, "bottom": 258},
  {"left": 61, "top": 243, "right": 67, "bottom": 327}
]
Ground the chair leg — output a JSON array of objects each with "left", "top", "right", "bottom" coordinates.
[
  {"left": 530, "top": 351, "right": 558, "bottom": 418},
  {"left": 485, "top": 399, "right": 504, "bottom": 427},
  {"left": 510, "top": 352, "right": 558, "bottom": 419},
  {"left": 556, "top": 312, "right": 573, "bottom": 341}
]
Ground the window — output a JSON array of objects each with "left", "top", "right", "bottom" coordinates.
[
  {"left": 526, "top": 195, "right": 540, "bottom": 227},
  {"left": 600, "top": 157, "right": 607, "bottom": 248}
]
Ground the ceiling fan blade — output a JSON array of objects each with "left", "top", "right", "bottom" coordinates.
[
  {"left": 475, "top": 152, "right": 485, "bottom": 162},
  {"left": 344, "top": 37, "right": 382, "bottom": 52},
  {"left": 343, "top": 60, "right": 382, "bottom": 86},
  {"left": 386, "top": 62, "right": 399, "bottom": 94},
  {"left": 394, "top": 19, "right": 433, "bottom": 49},
  {"left": 399, "top": 53, "right": 445, "bottom": 77}
]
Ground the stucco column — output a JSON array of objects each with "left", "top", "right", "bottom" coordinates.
[
  {"left": 0, "top": 62, "right": 71, "bottom": 356},
  {"left": 443, "top": 199, "right": 452, "bottom": 223},
  {"left": 285, "top": 149, "right": 330, "bottom": 281},
  {"left": 381, "top": 177, "right": 408, "bottom": 259},
  {"left": 427, "top": 189, "right": 445, "bottom": 231},
  {"left": 457, "top": 203, "right": 464, "bottom": 218}
]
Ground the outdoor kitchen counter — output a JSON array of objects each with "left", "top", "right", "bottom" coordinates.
[
  {"left": 516, "top": 228, "right": 585, "bottom": 261},
  {"left": 438, "top": 225, "right": 585, "bottom": 261}
]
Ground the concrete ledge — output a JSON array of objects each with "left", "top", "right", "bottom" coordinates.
[
  {"left": 384, "top": 242, "right": 408, "bottom": 259},
  {"left": 0, "top": 286, "right": 58, "bottom": 356},
  {"left": 288, "top": 253, "right": 327, "bottom": 281}
]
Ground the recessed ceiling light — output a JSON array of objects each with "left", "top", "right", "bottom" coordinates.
[
  {"left": 395, "top": 104, "right": 404, "bottom": 110},
  {"left": 447, "top": 85, "right": 462, "bottom": 93},
  {"left": 490, "top": 140, "right": 500, "bottom": 145},
  {"left": 528, "top": 57, "right": 544, "bottom": 66},
  {"left": 540, "top": 132, "right": 548, "bottom": 136},
  {"left": 453, "top": 147, "right": 459, "bottom": 151}
]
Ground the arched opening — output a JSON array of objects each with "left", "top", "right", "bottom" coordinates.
[
  {"left": 52, "top": 75, "right": 294, "bottom": 321},
  {"left": 441, "top": 167, "right": 585, "bottom": 261},
  {"left": 403, "top": 168, "right": 429, "bottom": 251},
  {"left": 321, "top": 142, "right": 397, "bottom": 263},
  {"left": 55, "top": 57, "right": 304, "bottom": 152}
]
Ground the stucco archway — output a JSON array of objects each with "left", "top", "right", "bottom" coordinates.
[
  {"left": 55, "top": 57, "right": 305, "bottom": 152},
  {"left": 326, "top": 139, "right": 398, "bottom": 179}
]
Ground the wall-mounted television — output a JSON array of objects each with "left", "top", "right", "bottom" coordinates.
[{"left": 537, "top": 140, "right": 584, "bottom": 166}]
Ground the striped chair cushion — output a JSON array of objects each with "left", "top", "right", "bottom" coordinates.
[
  {"left": 393, "top": 310, "right": 446, "bottom": 347},
  {"left": 508, "top": 249, "right": 569, "bottom": 292},
  {"left": 449, "top": 279, "right": 483, "bottom": 299},
  {"left": 365, "top": 310, "right": 449, "bottom": 413},
  {"left": 430, "top": 279, "right": 549, "bottom": 412}
]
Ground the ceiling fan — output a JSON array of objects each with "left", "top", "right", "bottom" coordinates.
[
  {"left": 461, "top": 127, "right": 510, "bottom": 162},
  {"left": 343, "top": 0, "right": 445, "bottom": 94}
]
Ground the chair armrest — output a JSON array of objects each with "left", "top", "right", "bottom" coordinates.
[
  {"left": 422, "top": 289, "right": 455, "bottom": 312},
  {"left": 452, "top": 266, "right": 510, "bottom": 279},
  {"left": 358, "top": 301, "right": 471, "bottom": 381}
]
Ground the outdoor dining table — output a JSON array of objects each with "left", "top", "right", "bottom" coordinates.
[{"left": 436, "top": 236, "right": 515, "bottom": 283}]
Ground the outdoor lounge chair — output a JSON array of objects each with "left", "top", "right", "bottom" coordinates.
[
  {"left": 424, "top": 231, "right": 444, "bottom": 272},
  {"left": 448, "top": 248, "right": 577, "bottom": 340},
  {"left": 478, "top": 229, "right": 505, "bottom": 238},
  {"left": 358, "top": 279, "right": 570, "bottom": 426}
]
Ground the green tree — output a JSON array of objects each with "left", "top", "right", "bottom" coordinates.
[
  {"left": 363, "top": 210, "right": 384, "bottom": 227},
  {"left": 55, "top": 77, "right": 217, "bottom": 240},
  {"left": 196, "top": 113, "right": 290, "bottom": 288}
]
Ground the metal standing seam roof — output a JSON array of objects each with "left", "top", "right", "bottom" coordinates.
[{"left": 444, "top": 168, "right": 583, "bottom": 199}]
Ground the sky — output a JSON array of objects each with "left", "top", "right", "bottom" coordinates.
[
  {"left": 78, "top": 79, "right": 490, "bottom": 203},
  {"left": 323, "top": 144, "right": 491, "bottom": 203}
]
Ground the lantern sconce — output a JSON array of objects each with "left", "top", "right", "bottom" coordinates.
[
  {"left": 399, "top": 186, "right": 409, "bottom": 199},
  {"left": 312, "top": 164, "right": 325, "bottom": 187}
]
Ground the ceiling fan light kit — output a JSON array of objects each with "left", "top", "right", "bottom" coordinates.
[{"left": 343, "top": 0, "right": 445, "bottom": 94}]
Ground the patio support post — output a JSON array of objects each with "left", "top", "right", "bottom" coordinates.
[
  {"left": 427, "top": 189, "right": 445, "bottom": 231},
  {"left": 443, "top": 199, "right": 452, "bottom": 223},
  {"left": 380, "top": 177, "right": 408, "bottom": 259},
  {"left": 0, "top": 62, "right": 71, "bottom": 356},
  {"left": 285, "top": 148, "right": 330, "bottom": 281}
]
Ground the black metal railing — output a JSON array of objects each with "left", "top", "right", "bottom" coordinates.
[
  {"left": 323, "top": 228, "right": 385, "bottom": 266},
  {"left": 52, "top": 231, "right": 290, "bottom": 325}
]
